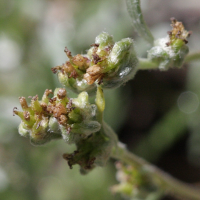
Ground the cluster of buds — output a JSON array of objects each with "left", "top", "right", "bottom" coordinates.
[
  {"left": 13, "top": 87, "right": 115, "bottom": 173},
  {"left": 111, "top": 162, "right": 161, "bottom": 199},
  {"left": 148, "top": 18, "right": 191, "bottom": 70},
  {"left": 52, "top": 32, "right": 138, "bottom": 93},
  {"left": 13, "top": 88, "right": 101, "bottom": 145}
]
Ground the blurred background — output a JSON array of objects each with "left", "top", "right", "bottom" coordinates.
[{"left": 1, "top": 0, "right": 200, "bottom": 199}]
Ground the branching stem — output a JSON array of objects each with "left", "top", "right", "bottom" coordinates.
[
  {"left": 184, "top": 51, "right": 200, "bottom": 63},
  {"left": 138, "top": 51, "right": 200, "bottom": 70},
  {"left": 111, "top": 141, "right": 200, "bottom": 200},
  {"left": 138, "top": 58, "right": 158, "bottom": 70}
]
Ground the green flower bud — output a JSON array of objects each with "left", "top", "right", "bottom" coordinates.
[
  {"left": 95, "top": 32, "right": 114, "bottom": 49},
  {"left": 59, "top": 125, "right": 80, "bottom": 144},
  {"left": 87, "top": 32, "right": 114, "bottom": 59},
  {"left": 70, "top": 121, "right": 101, "bottom": 135},
  {"left": 48, "top": 117, "right": 60, "bottom": 134},
  {"left": 57, "top": 71, "right": 95, "bottom": 94},
  {"left": 18, "top": 123, "right": 30, "bottom": 138},
  {"left": 60, "top": 120, "right": 101, "bottom": 144},
  {"left": 72, "top": 91, "right": 97, "bottom": 120},
  {"left": 102, "top": 38, "right": 138, "bottom": 88},
  {"left": 148, "top": 18, "right": 190, "bottom": 70},
  {"left": 52, "top": 32, "right": 138, "bottom": 93}
]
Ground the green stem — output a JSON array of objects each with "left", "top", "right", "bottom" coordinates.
[
  {"left": 111, "top": 141, "right": 200, "bottom": 200},
  {"left": 138, "top": 51, "right": 200, "bottom": 71},
  {"left": 185, "top": 52, "right": 200, "bottom": 63},
  {"left": 138, "top": 58, "right": 158, "bottom": 70},
  {"left": 126, "top": 0, "right": 154, "bottom": 45}
]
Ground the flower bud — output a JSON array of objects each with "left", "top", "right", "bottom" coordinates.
[
  {"left": 59, "top": 125, "right": 79, "bottom": 144},
  {"left": 18, "top": 123, "right": 30, "bottom": 138},
  {"left": 70, "top": 121, "right": 101, "bottom": 135},
  {"left": 102, "top": 38, "right": 138, "bottom": 88},
  {"left": 95, "top": 32, "right": 114, "bottom": 49},
  {"left": 148, "top": 18, "right": 190, "bottom": 70},
  {"left": 52, "top": 32, "right": 138, "bottom": 93}
]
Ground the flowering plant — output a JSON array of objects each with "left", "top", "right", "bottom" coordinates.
[{"left": 13, "top": 0, "right": 200, "bottom": 199}]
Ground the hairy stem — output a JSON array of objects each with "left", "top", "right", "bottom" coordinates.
[
  {"left": 111, "top": 141, "right": 200, "bottom": 200},
  {"left": 185, "top": 51, "right": 200, "bottom": 63},
  {"left": 138, "top": 51, "right": 200, "bottom": 70},
  {"left": 126, "top": 0, "right": 154, "bottom": 45},
  {"left": 138, "top": 58, "right": 158, "bottom": 70}
]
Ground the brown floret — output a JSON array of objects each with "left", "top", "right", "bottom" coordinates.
[
  {"left": 84, "top": 65, "right": 103, "bottom": 85},
  {"left": 72, "top": 54, "right": 90, "bottom": 70},
  {"left": 167, "top": 18, "right": 191, "bottom": 45},
  {"left": 57, "top": 88, "right": 67, "bottom": 99}
]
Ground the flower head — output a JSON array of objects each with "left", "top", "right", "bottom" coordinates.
[
  {"left": 14, "top": 87, "right": 115, "bottom": 174},
  {"left": 148, "top": 18, "right": 191, "bottom": 70},
  {"left": 52, "top": 32, "right": 138, "bottom": 93},
  {"left": 13, "top": 88, "right": 100, "bottom": 145}
]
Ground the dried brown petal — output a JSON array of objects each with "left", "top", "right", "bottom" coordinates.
[
  {"left": 92, "top": 53, "right": 102, "bottom": 64},
  {"left": 59, "top": 114, "right": 68, "bottom": 125},
  {"left": 24, "top": 111, "right": 30, "bottom": 121},
  {"left": 19, "top": 97, "right": 28, "bottom": 110},
  {"left": 52, "top": 104, "right": 67, "bottom": 118},
  {"left": 44, "top": 89, "right": 53, "bottom": 96},
  {"left": 64, "top": 47, "right": 73, "bottom": 59},
  {"left": 90, "top": 43, "right": 99, "bottom": 47},
  {"left": 32, "top": 95, "right": 38, "bottom": 101},
  {"left": 86, "top": 65, "right": 101, "bottom": 76},
  {"left": 72, "top": 54, "right": 90, "bottom": 70},
  {"left": 40, "top": 103, "right": 47, "bottom": 112},
  {"left": 57, "top": 88, "right": 67, "bottom": 99},
  {"left": 13, "top": 107, "right": 18, "bottom": 116}
]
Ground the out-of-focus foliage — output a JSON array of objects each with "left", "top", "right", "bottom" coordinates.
[
  {"left": 1, "top": 0, "right": 200, "bottom": 200},
  {"left": 0, "top": 0, "right": 127, "bottom": 199}
]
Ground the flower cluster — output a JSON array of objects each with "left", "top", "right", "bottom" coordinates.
[
  {"left": 13, "top": 88, "right": 100, "bottom": 145},
  {"left": 111, "top": 162, "right": 161, "bottom": 199},
  {"left": 52, "top": 32, "right": 138, "bottom": 93},
  {"left": 148, "top": 18, "right": 191, "bottom": 70},
  {"left": 13, "top": 87, "right": 115, "bottom": 173}
]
